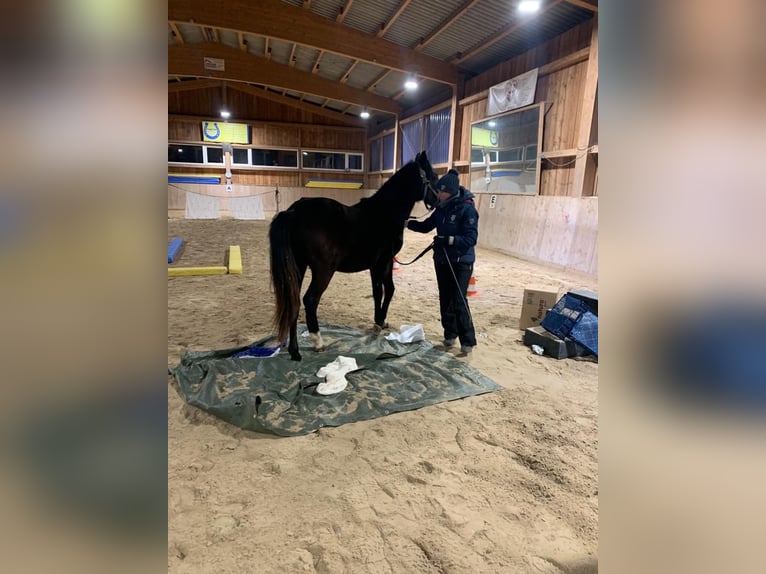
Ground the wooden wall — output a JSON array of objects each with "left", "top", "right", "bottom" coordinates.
[
  {"left": 473, "top": 194, "right": 597, "bottom": 275},
  {"left": 168, "top": 115, "right": 368, "bottom": 188},
  {"left": 169, "top": 87, "right": 353, "bottom": 127},
  {"left": 453, "top": 18, "right": 598, "bottom": 274}
]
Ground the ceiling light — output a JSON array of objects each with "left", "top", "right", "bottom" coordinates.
[
  {"left": 404, "top": 79, "right": 418, "bottom": 90},
  {"left": 488, "top": 121, "right": 496, "bottom": 127},
  {"left": 177, "top": 148, "right": 183, "bottom": 152},
  {"left": 220, "top": 110, "right": 231, "bottom": 119},
  {"left": 360, "top": 109, "right": 370, "bottom": 119},
  {"left": 518, "top": 1, "right": 541, "bottom": 13}
]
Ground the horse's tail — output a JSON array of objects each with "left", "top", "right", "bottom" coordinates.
[{"left": 269, "top": 211, "right": 301, "bottom": 343}]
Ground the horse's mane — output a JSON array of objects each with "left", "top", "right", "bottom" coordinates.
[{"left": 368, "top": 160, "right": 419, "bottom": 204}]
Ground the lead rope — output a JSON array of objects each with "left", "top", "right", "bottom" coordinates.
[
  {"left": 395, "top": 241, "right": 434, "bottom": 266},
  {"left": 440, "top": 246, "right": 474, "bottom": 323}
]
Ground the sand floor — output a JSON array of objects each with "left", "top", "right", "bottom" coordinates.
[{"left": 168, "top": 218, "right": 598, "bottom": 574}]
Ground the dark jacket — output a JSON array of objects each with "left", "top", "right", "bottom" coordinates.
[{"left": 407, "top": 186, "right": 479, "bottom": 264}]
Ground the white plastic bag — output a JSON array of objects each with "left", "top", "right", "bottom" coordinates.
[{"left": 385, "top": 324, "right": 426, "bottom": 343}]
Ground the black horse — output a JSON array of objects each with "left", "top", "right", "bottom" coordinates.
[{"left": 270, "top": 151, "right": 439, "bottom": 360}]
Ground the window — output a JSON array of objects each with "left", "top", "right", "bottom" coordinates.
[
  {"left": 302, "top": 151, "right": 345, "bottom": 170},
  {"left": 424, "top": 108, "right": 451, "bottom": 164},
  {"left": 401, "top": 121, "right": 423, "bottom": 166},
  {"left": 169, "top": 143, "right": 362, "bottom": 172},
  {"left": 400, "top": 107, "right": 452, "bottom": 166},
  {"left": 168, "top": 145, "right": 203, "bottom": 164},
  {"left": 499, "top": 147, "right": 523, "bottom": 162},
  {"left": 469, "top": 102, "right": 544, "bottom": 195},
  {"left": 369, "top": 139, "right": 381, "bottom": 172},
  {"left": 382, "top": 134, "right": 395, "bottom": 171},
  {"left": 205, "top": 147, "right": 223, "bottom": 164},
  {"left": 524, "top": 144, "right": 537, "bottom": 171},
  {"left": 232, "top": 148, "right": 249, "bottom": 165},
  {"left": 252, "top": 149, "right": 298, "bottom": 167},
  {"left": 471, "top": 148, "right": 486, "bottom": 164},
  {"left": 301, "top": 150, "right": 364, "bottom": 171},
  {"left": 348, "top": 153, "right": 363, "bottom": 171}
]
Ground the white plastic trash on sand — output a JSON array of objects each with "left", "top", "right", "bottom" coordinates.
[
  {"left": 384, "top": 324, "right": 426, "bottom": 343},
  {"left": 315, "top": 356, "right": 361, "bottom": 395},
  {"left": 531, "top": 344, "right": 544, "bottom": 356}
]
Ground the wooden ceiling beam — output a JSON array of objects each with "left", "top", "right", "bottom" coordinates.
[
  {"left": 564, "top": 0, "right": 598, "bottom": 12},
  {"left": 336, "top": 0, "right": 355, "bottom": 23},
  {"left": 227, "top": 83, "right": 365, "bottom": 127},
  {"left": 453, "top": 0, "right": 564, "bottom": 65},
  {"left": 340, "top": 61, "right": 358, "bottom": 83},
  {"left": 312, "top": 50, "right": 323, "bottom": 74},
  {"left": 168, "top": 43, "right": 401, "bottom": 114},
  {"left": 366, "top": 70, "right": 392, "bottom": 92},
  {"left": 377, "top": 0, "right": 411, "bottom": 38},
  {"left": 416, "top": 0, "right": 479, "bottom": 51},
  {"left": 169, "top": 0, "right": 457, "bottom": 85},
  {"left": 167, "top": 78, "right": 222, "bottom": 93}
]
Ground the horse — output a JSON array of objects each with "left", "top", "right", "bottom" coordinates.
[{"left": 269, "top": 151, "right": 439, "bottom": 361}]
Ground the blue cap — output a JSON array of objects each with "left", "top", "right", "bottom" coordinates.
[{"left": 436, "top": 169, "right": 460, "bottom": 196}]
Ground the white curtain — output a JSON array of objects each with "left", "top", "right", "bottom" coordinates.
[
  {"left": 185, "top": 192, "right": 220, "bottom": 219},
  {"left": 229, "top": 195, "right": 265, "bottom": 220}
]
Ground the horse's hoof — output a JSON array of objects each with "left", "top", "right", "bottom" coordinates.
[
  {"left": 373, "top": 322, "right": 389, "bottom": 333},
  {"left": 309, "top": 333, "right": 325, "bottom": 353},
  {"left": 290, "top": 352, "right": 302, "bottom": 361}
]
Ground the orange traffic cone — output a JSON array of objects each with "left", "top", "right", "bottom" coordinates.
[
  {"left": 467, "top": 275, "right": 479, "bottom": 296},
  {"left": 393, "top": 258, "right": 401, "bottom": 272}
]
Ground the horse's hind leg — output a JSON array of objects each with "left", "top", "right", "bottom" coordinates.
[
  {"left": 303, "top": 269, "right": 334, "bottom": 351},
  {"left": 287, "top": 265, "right": 307, "bottom": 361},
  {"left": 287, "top": 319, "right": 301, "bottom": 361}
]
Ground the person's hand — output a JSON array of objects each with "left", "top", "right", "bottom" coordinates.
[{"left": 434, "top": 235, "right": 448, "bottom": 247}]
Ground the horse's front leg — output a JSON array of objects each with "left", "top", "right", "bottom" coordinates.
[
  {"left": 371, "top": 273, "right": 383, "bottom": 328},
  {"left": 371, "top": 262, "right": 393, "bottom": 330},
  {"left": 379, "top": 267, "right": 396, "bottom": 327}
]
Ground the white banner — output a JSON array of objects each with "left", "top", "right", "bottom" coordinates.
[
  {"left": 487, "top": 68, "right": 539, "bottom": 115},
  {"left": 203, "top": 57, "right": 225, "bottom": 71}
]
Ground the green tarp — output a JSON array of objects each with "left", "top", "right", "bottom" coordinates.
[{"left": 170, "top": 324, "right": 501, "bottom": 436}]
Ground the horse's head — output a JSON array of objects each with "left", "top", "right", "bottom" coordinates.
[{"left": 414, "top": 151, "right": 439, "bottom": 209}]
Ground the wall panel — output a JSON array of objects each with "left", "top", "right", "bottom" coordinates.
[
  {"left": 168, "top": 184, "right": 374, "bottom": 217},
  {"left": 476, "top": 195, "right": 597, "bottom": 275}
]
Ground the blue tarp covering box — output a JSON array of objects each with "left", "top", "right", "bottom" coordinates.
[{"left": 540, "top": 293, "right": 598, "bottom": 357}]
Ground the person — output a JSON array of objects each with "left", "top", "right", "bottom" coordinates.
[{"left": 407, "top": 169, "right": 479, "bottom": 356}]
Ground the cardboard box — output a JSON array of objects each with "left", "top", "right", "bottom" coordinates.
[{"left": 519, "top": 289, "right": 559, "bottom": 330}]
